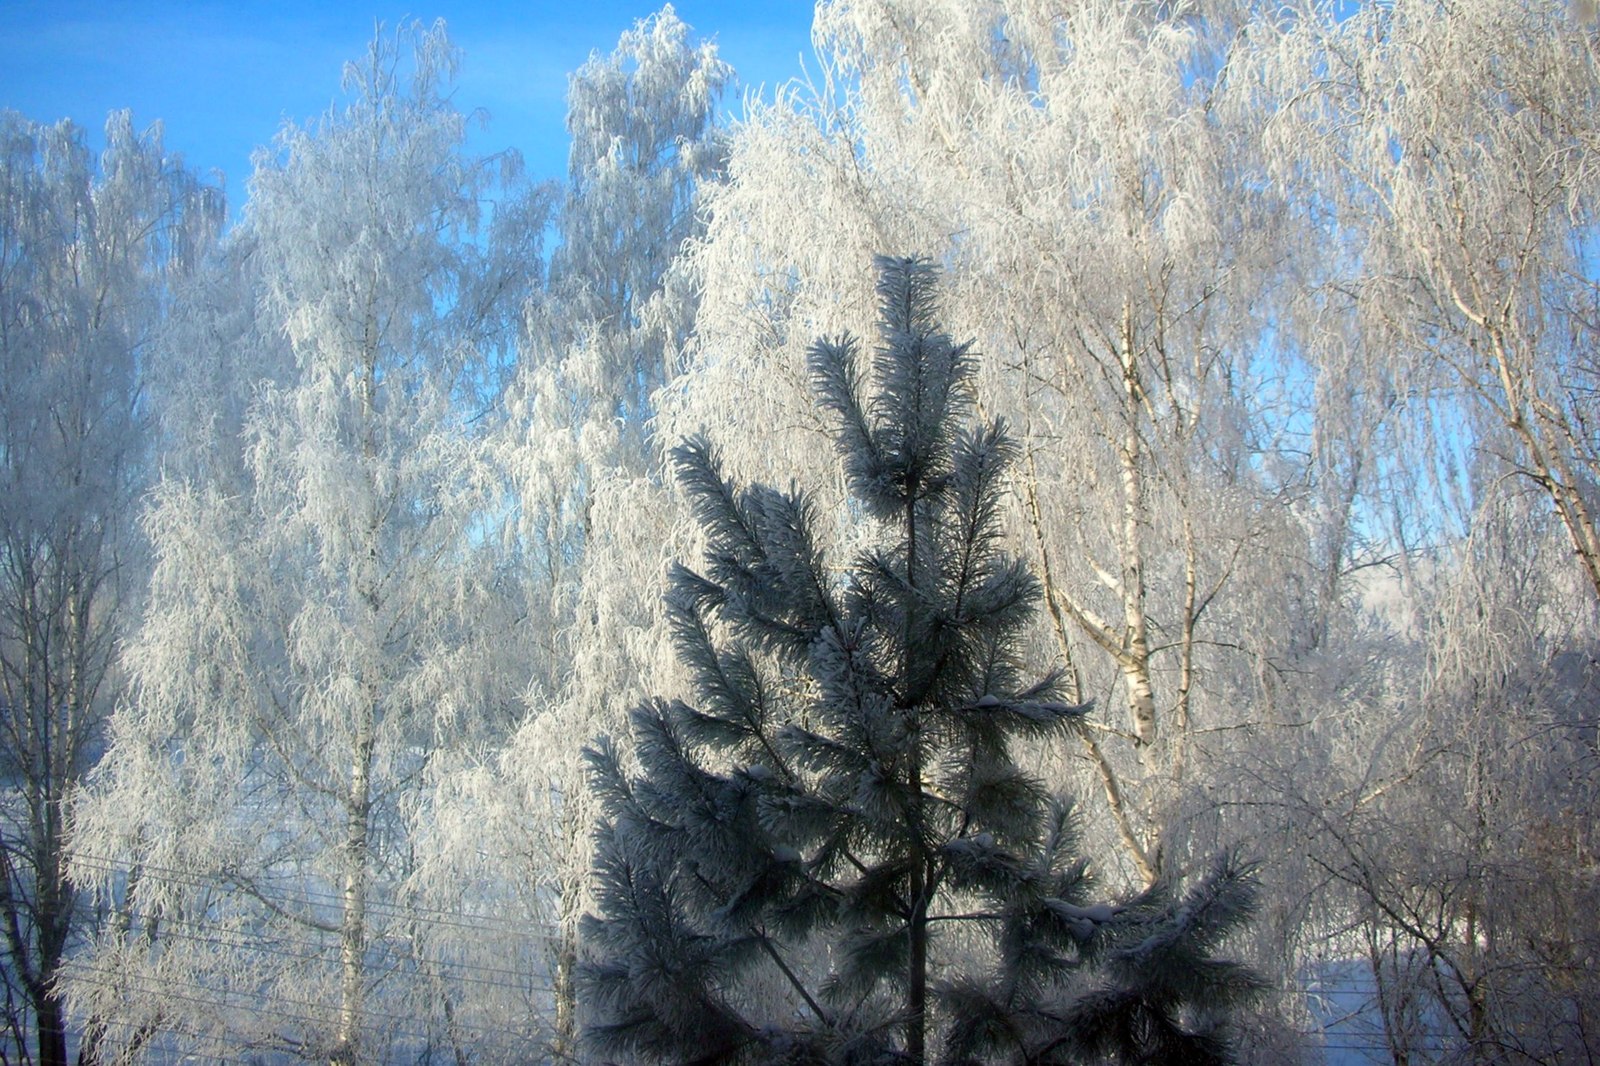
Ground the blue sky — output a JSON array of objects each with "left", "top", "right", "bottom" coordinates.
[{"left": 0, "top": 0, "right": 819, "bottom": 216}]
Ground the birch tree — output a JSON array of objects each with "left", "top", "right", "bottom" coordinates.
[
  {"left": 1269, "top": 0, "right": 1600, "bottom": 600},
  {"left": 419, "top": 8, "right": 733, "bottom": 1055},
  {"left": 544, "top": 1, "right": 731, "bottom": 464},
  {"left": 491, "top": 1, "right": 730, "bottom": 691},
  {"left": 0, "top": 110, "right": 221, "bottom": 1066},
  {"left": 1264, "top": 477, "right": 1600, "bottom": 1064},
  {"left": 1249, "top": 4, "right": 1600, "bottom": 1057},
  {"left": 66, "top": 23, "right": 536, "bottom": 1064}
]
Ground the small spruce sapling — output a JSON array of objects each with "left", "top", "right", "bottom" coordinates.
[{"left": 579, "top": 256, "right": 1264, "bottom": 1064}]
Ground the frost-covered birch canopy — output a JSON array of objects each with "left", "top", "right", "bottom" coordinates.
[
  {"left": 65, "top": 21, "right": 537, "bottom": 1064},
  {"left": 0, "top": 0, "right": 1594, "bottom": 1061},
  {"left": 0, "top": 107, "right": 222, "bottom": 1066}
]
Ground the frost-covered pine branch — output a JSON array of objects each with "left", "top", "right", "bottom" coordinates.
[{"left": 579, "top": 257, "right": 1265, "bottom": 1064}]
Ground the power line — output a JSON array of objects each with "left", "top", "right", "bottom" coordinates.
[
  {"left": 69, "top": 962, "right": 442, "bottom": 1047},
  {"left": 68, "top": 850, "right": 558, "bottom": 938},
  {"left": 82, "top": 914, "right": 557, "bottom": 998},
  {"left": 67, "top": 960, "right": 551, "bottom": 1055}
]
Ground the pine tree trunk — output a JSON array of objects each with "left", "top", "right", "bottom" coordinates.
[
  {"left": 907, "top": 782, "right": 929, "bottom": 1064},
  {"left": 904, "top": 493, "right": 928, "bottom": 1062}
]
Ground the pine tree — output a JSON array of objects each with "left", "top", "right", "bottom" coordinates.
[{"left": 579, "top": 257, "right": 1265, "bottom": 1064}]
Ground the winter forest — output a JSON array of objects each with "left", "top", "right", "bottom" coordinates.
[{"left": 2, "top": 0, "right": 1598, "bottom": 1063}]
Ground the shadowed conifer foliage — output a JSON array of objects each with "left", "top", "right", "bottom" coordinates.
[{"left": 579, "top": 256, "right": 1265, "bottom": 1064}]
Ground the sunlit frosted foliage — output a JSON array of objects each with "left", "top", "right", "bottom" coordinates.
[
  {"left": 1268, "top": 0, "right": 1600, "bottom": 594},
  {"left": 1253, "top": 3, "right": 1600, "bottom": 1057},
  {"left": 35, "top": 0, "right": 1600, "bottom": 1060},
  {"left": 417, "top": 6, "right": 731, "bottom": 1056},
  {"left": 64, "top": 22, "right": 542, "bottom": 1064},
  {"left": 0, "top": 109, "right": 222, "bottom": 1066},
  {"left": 547, "top": 1, "right": 731, "bottom": 455}
]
